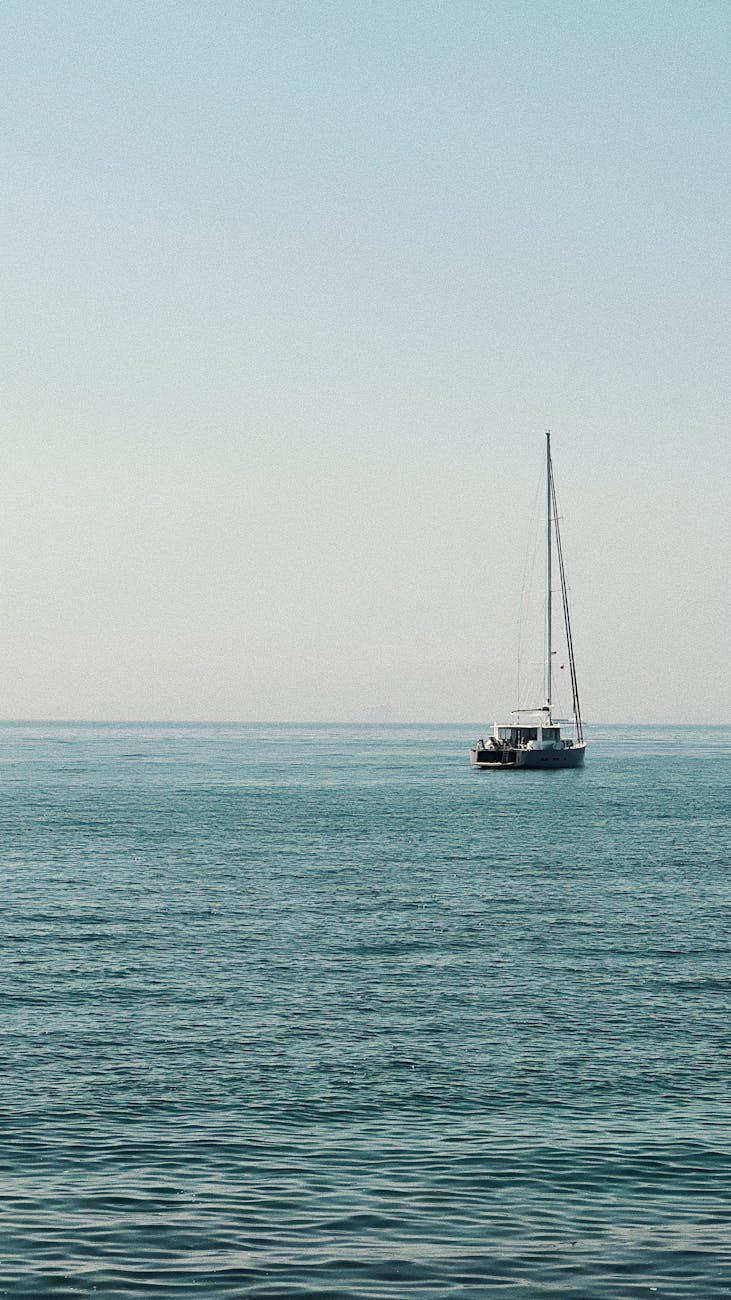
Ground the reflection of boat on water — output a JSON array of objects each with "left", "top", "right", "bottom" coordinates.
[{"left": 470, "top": 432, "right": 586, "bottom": 770}]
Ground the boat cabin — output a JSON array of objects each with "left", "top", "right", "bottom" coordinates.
[{"left": 495, "top": 724, "right": 561, "bottom": 745}]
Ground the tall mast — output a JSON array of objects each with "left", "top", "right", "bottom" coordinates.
[
  {"left": 546, "top": 429, "right": 552, "bottom": 713},
  {"left": 548, "top": 441, "right": 584, "bottom": 744}
]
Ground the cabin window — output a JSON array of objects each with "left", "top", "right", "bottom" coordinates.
[{"left": 543, "top": 728, "right": 559, "bottom": 740}]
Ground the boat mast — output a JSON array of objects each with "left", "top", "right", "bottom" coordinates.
[
  {"left": 548, "top": 445, "right": 584, "bottom": 744},
  {"left": 546, "top": 429, "right": 552, "bottom": 715}
]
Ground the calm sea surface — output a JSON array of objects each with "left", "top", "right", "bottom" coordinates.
[{"left": 0, "top": 723, "right": 729, "bottom": 1298}]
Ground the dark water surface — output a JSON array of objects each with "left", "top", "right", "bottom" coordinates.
[{"left": 1, "top": 723, "right": 729, "bottom": 1297}]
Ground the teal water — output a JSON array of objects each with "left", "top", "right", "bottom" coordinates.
[{"left": 1, "top": 723, "right": 729, "bottom": 1298}]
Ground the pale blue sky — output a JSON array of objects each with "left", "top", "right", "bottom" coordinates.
[{"left": 2, "top": 1, "right": 729, "bottom": 721}]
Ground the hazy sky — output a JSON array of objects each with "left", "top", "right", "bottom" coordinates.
[{"left": 2, "top": 0, "right": 729, "bottom": 723}]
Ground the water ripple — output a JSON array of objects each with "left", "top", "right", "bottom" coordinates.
[{"left": 0, "top": 723, "right": 729, "bottom": 1296}]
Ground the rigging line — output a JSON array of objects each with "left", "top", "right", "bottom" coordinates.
[
  {"left": 549, "top": 464, "right": 583, "bottom": 742},
  {"left": 547, "top": 473, "right": 570, "bottom": 718},
  {"left": 516, "top": 463, "right": 544, "bottom": 706},
  {"left": 554, "top": 513, "right": 582, "bottom": 741}
]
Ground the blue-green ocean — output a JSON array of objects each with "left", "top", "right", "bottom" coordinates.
[{"left": 1, "top": 723, "right": 729, "bottom": 1298}]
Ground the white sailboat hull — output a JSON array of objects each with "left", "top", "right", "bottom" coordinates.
[{"left": 469, "top": 741, "right": 586, "bottom": 769}]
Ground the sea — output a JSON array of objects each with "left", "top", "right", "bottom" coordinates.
[{"left": 1, "top": 722, "right": 729, "bottom": 1298}]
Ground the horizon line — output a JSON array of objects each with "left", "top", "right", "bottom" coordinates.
[{"left": 0, "top": 718, "right": 726, "bottom": 728}]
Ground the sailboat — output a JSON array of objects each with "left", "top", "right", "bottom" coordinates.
[{"left": 469, "top": 431, "right": 586, "bottom": 769}]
